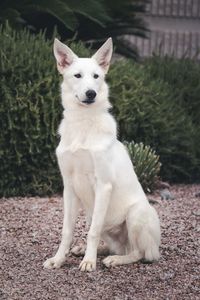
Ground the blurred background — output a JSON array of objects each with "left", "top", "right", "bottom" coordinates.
[
  {"left": 1, "top": 0, "right": 200, "bottom": 58},
  {"left": 0, "top": 0, "right": 200, "bottom": 197},
  {"left": 133, "top": 0, "right": 200, "bottom": 59}
]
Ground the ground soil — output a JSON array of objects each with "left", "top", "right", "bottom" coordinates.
[{"left": 0, "top": 185, "right": 199, "bottom": 300}]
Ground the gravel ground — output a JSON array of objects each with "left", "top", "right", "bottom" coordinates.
[{"left": 0, "top": 185, "right": 200, "bottom": 300}]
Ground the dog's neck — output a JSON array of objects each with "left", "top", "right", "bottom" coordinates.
[
  {"left": 62, "top": 103, "right": 111, "bottom": 120},
  {"left": 58, "top": 100, "right": 117, "bottom": 153},
  {"left": 59, "top": 90, "right": 117, "bottom": 146}
]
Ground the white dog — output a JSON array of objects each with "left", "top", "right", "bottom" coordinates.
[{"left": 43, "top": 38, "right": 161, "bottom": 272}]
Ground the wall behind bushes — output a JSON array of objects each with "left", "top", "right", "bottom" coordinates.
[{"left": 0, "top": 24, "right": 199, "bottom": 197}]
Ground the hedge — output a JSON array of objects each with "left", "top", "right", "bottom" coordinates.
[
  {"left": 0, "top": 24, "right": 199, "bottom": 196},
  {"left": 108, "top": 60, "right": 198, "bottom": 182}
]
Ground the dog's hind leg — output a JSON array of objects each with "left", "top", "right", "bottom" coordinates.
[
  {"left": 72, "top": 224, "right": 128, "bottom": 258},
  {"left": 103, "top": 250, "right": 143, "bottom": 267},
  {"left": 71, "top": 243, "right": 110, "bottom": 257},
  {"left": 101, "top": 229, "right": 127, "bottom": 256},
  {"left": 103, "top": 202, "right": 160, "bottom": 267},
  {"left": 71, "top": 244, "right": 86, "bottom": 256},
  {"left": 73, "top": 227, "right": 127, "bottom": 258},
  {"left": 102, "top": 227, "right": 143, "bottom": 267}
]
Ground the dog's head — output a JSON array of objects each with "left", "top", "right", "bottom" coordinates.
[{"left": 53, "top": 38, "right": 113, "bottom": 109}]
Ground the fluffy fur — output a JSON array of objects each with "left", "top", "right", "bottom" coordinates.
[{"left": 43, "top": 38, "right": 161, "bottom": 272}]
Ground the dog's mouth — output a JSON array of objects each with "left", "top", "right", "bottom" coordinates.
[
  {"left": 82, "top": 99, "right": 95, "bottom": 105},
  {"left": 75, "top": 95, "right": 95, "bottom": 106}
]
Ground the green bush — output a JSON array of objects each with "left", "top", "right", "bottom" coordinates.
[
  {"left": 144, "top": 56, "right": 200, "bottom": 181},
  {"left": 0, "top": 25, "right": 199, "bottom": 197},
  {"left": 108, "top": 60, "right": 198, "bottom": 182},
  {"left": 0, "top": 24, "right": 89, "bottom": 197},
  {"left": 124, "top": 141, "right": 161, "bottom": 192},
  {"left": 144, "top": 56, "right": 200, "bottom": 126}
]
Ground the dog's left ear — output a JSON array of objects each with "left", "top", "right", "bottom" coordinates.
[{"left": 92, "top": 38, "right": 113, "bottom": 73}]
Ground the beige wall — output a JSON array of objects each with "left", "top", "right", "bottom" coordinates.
[{"left": 131, "top": 0, "right": 200, "bottom": 59}]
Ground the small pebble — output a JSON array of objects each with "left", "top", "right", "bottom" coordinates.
[{"left": 160, "top": 188, "right": 175, "bottom": 200}]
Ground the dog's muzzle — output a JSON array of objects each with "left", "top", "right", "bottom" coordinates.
[{"left": 82, "top": 90, "right": 96, "bottom": 105}]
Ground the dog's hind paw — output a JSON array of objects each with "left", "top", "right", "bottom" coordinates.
[
  {"left": 71, "top": 244, "right": 86, "bottom": 256},
  {"left": 43, "top": 256, "right": 66, "bottom": 269},
  {"left": 79, "top": 259, "right": 96, "bottom": 272},
  {"left": 102, "top": 255, "right": 122, "bottom": 267}
]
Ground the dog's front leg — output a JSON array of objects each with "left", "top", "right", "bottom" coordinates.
[
  {"left": 79, "top": 181, "right": 112, "bottom": 272},
  {"left": 79, "top": 151, "right": 113, "bottom": 272},
  {"left": 79, "top": 148, "right": 113, "bottom": 273},
  {"left": 43, "top": 181, "right": 79, "bottom": 269}
]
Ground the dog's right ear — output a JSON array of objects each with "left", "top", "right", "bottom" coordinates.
[{"left": 53, "top": 38, "right": 78, "bottom": 74}]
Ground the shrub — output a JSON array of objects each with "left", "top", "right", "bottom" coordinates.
[
  {"left": 108, "top": 60, "right": 197, "bottom": 182},
  {"left": 0, "top": 24, "right": 89, "bottom": 197},
  {"left": 144, "top": 56, "right": 200, "bottom": 181},
  {"left": 0, "top": 25, "right": 199, "bottom": 197},
  {"left": 124, "top": 141, "right": 161, "bottom": 192},
  {"left": 144, "top": 56, "right": 200, "bottom": 127}
]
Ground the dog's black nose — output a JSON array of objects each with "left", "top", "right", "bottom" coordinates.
[{"left": 86, "top": 90, "right": 97, "bottom": 100}]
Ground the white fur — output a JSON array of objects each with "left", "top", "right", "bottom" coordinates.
[{"left": 43, "top": 38, "right": 161, "bottom": 272}]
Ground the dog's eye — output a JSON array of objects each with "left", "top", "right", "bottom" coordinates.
[
  {"left": 74, "top": 73, "right": 82, "bottom": 78},
  {"left": 94, "top": 74, "right": 99, "bottom": 79}
]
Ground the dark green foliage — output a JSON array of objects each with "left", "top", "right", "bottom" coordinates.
[
  {"left": 1, "top": 25, "right": 199, "bottom": 197},
  {"left": 108, "top": 60, "right": 198, "bottom": 182},
  {"left": 0, "top": 0, "right": 110, "bottom": 31},
  {"left": 0, "top": 24, "right": 89, "bottom": 197},
  {"left": 144, "top": 56, "right": 200, "bottom": 126},
  {"left": 0, "top": 0, "right": 147, "bottom": 59},
  {"left": 144, "top": 56, "right": 200, "bottom": 181},
  {"left": 124, "top": 141, "right": 161, "bottom": 192}
]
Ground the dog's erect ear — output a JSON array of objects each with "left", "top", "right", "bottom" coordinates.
[
  {"left": 92, "top": 38, "right": 113, "bottom": 73},
  {"left": 53, "top": 38, "right": 78, "bottom": 74}
]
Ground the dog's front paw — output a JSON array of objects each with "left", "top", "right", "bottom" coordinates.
[
  {"left": 102, "top": 255, "right": 122, "bottom": 267},
  {"left": 79, "top": 259, "right": 96, "bottom": 272},
  {"left": 43, "top": 255, "right": 66, "bottom": 269}
]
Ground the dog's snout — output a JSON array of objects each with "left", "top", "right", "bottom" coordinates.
[{"left": 86, "top": 90, "right": 97, "bottom": 100}]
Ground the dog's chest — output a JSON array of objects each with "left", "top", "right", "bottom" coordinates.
[
  {"left": 56, "top": 113, "right": 116, "bottom": 214},
  {"left": 70, "top": 149, "right": 94, "bottom": 175},
  {"left": 66, "top": 149, "right": 96, "bottom": 213}
]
